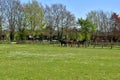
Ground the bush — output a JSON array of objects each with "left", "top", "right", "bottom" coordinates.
[{"left": 0, "top": 41, "right": 11, "bottom": 44}]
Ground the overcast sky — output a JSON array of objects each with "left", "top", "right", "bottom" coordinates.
[{"left": 20, "top": 0, "right": 120, "bottom": 19}]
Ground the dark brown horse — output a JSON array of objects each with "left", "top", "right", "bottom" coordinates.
[
  {"left": 59, "top": 40, "right": 68, "bottom": 47},
  {"left": 59, "top": 39, "right": 87, "bottom": 47},
  {"left": 77, "top": 39, "right": 87, "bottom": 47}
]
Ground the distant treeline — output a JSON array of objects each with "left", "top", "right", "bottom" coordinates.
[{"left": 0, "top": 0, "right": 120, "bottom": 42}]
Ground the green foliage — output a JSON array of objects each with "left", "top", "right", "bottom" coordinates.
[
  {"left": 68, "top": 32, "right": 76, "bottom": 40},
  {"left": 15, "top": 31, "right": 27, "bottom": 41},
  {"left": 77, "top": 33, "right": 83, "bottom": 40},
  {"left": 77, "top": 18, "right": 96, "bottom": 40},
  {"left": 23, "top": 0, "right": 46, "bottom": 36}
]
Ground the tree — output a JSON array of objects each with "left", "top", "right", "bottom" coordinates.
[
  {"left": 49, "top": 4, "right": 65, "bottom": 40},
  {"left": 0, "top": 0, "right": 4, "bottom": 40},
  {"left": 77, "top": 18, "right": 96, "bottom": 40},
  {"left": 23, "top": 0, "right": 45, "bottom": 37},
  {"left": 110, "top": 12, "right": 120, "bottom": 42},
  {"left": 88, "top": 11, "right": 113, "bottom": 32},
  {"left": 3, "top": 0, "right": 19, "bottom": 41},
  {"left": 44, "top": 4, "right": 75, "bottom": 40},
  {"left": 87, "top": 10, "right": 113, "bottom": 42},
  {"left": 62, "top": 11, "right": 76, "bottom": 40},
  {"left": 14, "top": 0, "right": 27, "bottom": 40},
  {"left": 44, "top": 5, "right": 54, "bottom": 41}
]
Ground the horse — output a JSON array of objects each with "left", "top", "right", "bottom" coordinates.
[
  {"left": 77, "top": 39, "right": 87, "bottom": 47},
  {"left": 59, "top": 39, "right": 77, "bottom": 47},
  {"left": 59, "top": 39, "right": 88, "bottom": 47},
  {"left": 59, "top": 40, "right": 68, "bottom": 47}
]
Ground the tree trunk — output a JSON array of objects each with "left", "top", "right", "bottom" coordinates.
[{"left": 10, "top": 31, "right": 14, "bottom": 41}]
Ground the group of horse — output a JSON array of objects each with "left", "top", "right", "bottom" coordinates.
[{"left": 59, "top": 39, "right": 88, "bottom": 47}]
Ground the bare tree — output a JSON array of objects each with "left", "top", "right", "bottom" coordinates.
[
  {"left": 44, "top": 4, "right": 75, "bottom": 40},
  {"left": 44, "top": 5, "right": 54, "bottom": 41},
  {"left": 14, "top": 1, "right": 28, "bottom": 40},
  {"left": 3, "top": 0, "right": 19, "bottom": 41},
  {"left": 0, "top": 0, "right": 2, "bottom": 37},
  {"left": 64, "top": 11, "right": 76, "bottom": 40},
  {"left": 0, "top": 0, "right": 5, "bottom": 40},
  {"left": 87, "top": 10, "right": 112, "bottom": 41}
]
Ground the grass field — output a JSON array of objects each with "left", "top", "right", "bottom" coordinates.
[{"left": 0, "top": 44, "right": 120, "bottom": 80}]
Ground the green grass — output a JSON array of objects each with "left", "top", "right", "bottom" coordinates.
[{"left": 0, "top": 44, "right": 120, "bottom": 80}]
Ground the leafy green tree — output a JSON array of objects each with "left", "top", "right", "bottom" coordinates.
[
  {"left": 23, "top": 0, "right": 46, "bottom": 37},
  {"left": 77, "top": 18, "right": 96, "bottom": 40}
]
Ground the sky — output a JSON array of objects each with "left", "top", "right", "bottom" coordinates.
[{"left": 20, "top": 0, "right": 120, "bottom": 19}]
